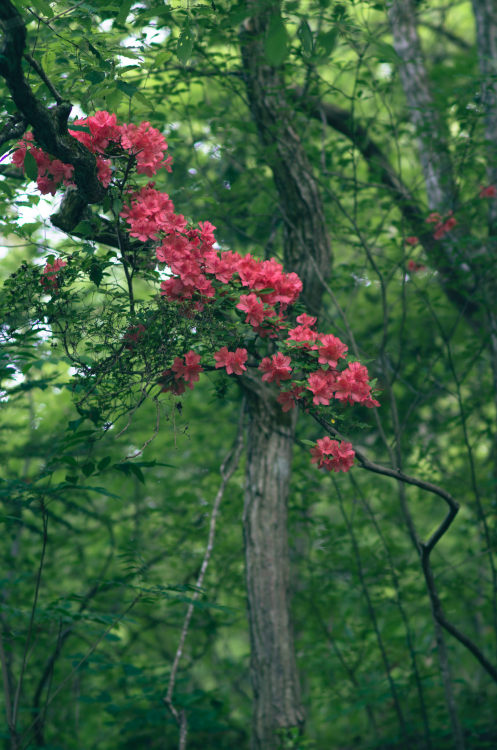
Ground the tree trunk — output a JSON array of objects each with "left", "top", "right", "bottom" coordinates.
[
  {"left": 239, "top": 3, "right": 332, "bottom": 747},
  {"left": 243, "top": 387, "right": 303, "bottom": 749}
]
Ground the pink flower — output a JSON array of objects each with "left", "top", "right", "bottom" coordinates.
[
  {"left": 426, "top": 212, "right": 442, "bottom": 224},
  {"left": 314, "top": 334, "right": 348, "bottom": 367},
  {"left": 296, "top": 313, "right": 317, "bottom": 327},
  {"left": 405, "top": 236, "right": 418, "bottom": 246},
  {"left": 41, "top": 258, "right": 67, "bottom": 290},
  {"left": 259, "top": 352, "right": 292, "bottom": 385},
  {"left": 479, "top": 185, "right": 497, "bottom": 198},
  {"left": 171, "top": 351, "right": 203, "bottom": 388},
  {"left": 310, "top": 437, "right": 355, "bottom": 473},
  {"left": 214, "top": 347, "right": 248, "bottom": 375},
  {"left": 334, "top": 361, "right": 376, "bottom": 406},
  {"left": 287, "top": 325, "right": 318, "bottom": 348},
  {"left": 236, "top": 294, "right": 266, "bottom": 327},
  {"left": 428, "top": 211, "right": 456, "bottom": 240},
  {"left": 407, "top": 260, "right": 426, "bottom": 272},
  {"left": 120, "top": 121, "right": 170, "bottom": 176},
  {"left": 306, "top": 369, "right": 337, "bottom": 406},
  {"left": 96, "top": 157, "right": 112, "bottom": 187},
  {"left": 277, "top": 385, "right": 304, "bottom": 412}
]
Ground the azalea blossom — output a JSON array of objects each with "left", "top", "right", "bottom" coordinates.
[
  {"left": 214, "top": 347, "right": 248, "bottom": 375},
  {"left": 171, "top": 351, "right": 203, "bottom": 388},
  {"left": 310, "top": 437, "right": 355, "bottom": 472},
  {"left": 259, "top": 352, "right": 292, "bottom": 385},
  {"left": 314, "top": 334, "right": 348, "bottom": 367}
]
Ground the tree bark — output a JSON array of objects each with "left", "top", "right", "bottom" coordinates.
[
  {"left": 239, "top": 4, "right": 331, "bottom": 747},
  {"left": 243, "top": 386, "right": 303, "bottom": 749},
  {"left": 472, "top": 0, "right": 497, "bottom": 234}
]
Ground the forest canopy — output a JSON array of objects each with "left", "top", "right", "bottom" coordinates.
[{"left": 1, "top": 1, "right": 497, "bottom": 749}]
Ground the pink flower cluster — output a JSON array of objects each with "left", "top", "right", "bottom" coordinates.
[
  {"left": 160, "top": 351, "right": 203, "bottom": 395},
  {"left": 426, "top": 211, "right": 457, "bottom": 240},
  {"left": 12, "top": 132, "right": 74, "bottom": 195},
  {"left": 310, "top": 437, "right": 355, "bottom": 473},
  {"left": 41, "top": 258, "right": 67, "bottom": 290},
  {"left": 479, "top": 185, "right": 497, "bottom": 199},
  {"left": 214, "top": 347, "right": 248, "bottom": 375},
  {"left": 12, "top": 110, "right": 171, "bottom": 192},
  {"left": 22, "top": 112, "right": 380, "bottom": 475}
]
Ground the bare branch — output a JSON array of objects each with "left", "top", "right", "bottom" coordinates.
[{"left": 164, "top": 406, "right": 245, "bottom": 743}]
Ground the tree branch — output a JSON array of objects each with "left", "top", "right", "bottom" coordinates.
[
  {"left": 0, "top": 0, "right": 104, "bottom": 204},
  {"left": 311, "top": 411, "right": 497, "bottom": 684},
  {"left": 164, "top": 408, "right": 244, "bottom": 732}
]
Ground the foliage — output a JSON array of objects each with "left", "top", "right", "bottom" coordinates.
[{"left": 1, "top": 1, "right": 497, "bottom": 749}]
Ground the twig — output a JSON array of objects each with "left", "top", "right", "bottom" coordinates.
[
  {"left": 11, "top": 504, "right": 48, "bottom": 730},
  {"left": 125, "top": 398, "right": 161, "bottom": 459},
  {"left": 311, "top": 412, "right": 497, "bottom": 683},
  {"left": 23, "top": 52, "right": 63, "bottom": 104},
  {"left": 164, "top": 404, "right": 245, "bottom": 745}
]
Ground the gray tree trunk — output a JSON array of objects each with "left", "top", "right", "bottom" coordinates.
[{"left": 239, "top": 3, "right": 331, "bottom": 747}]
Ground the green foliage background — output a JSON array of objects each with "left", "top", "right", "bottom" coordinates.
[{"left": 1, "top": 1, "right": 497, "bottom": 748}]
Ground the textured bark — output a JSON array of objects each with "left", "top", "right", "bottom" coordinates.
[
  {"left": 243, "top": 387, "right": 303, "bottom": 749},
  {"left": 387, "top": 0, "right": 456, "bottom": 211},
  {"left": 239, "top": 4, "right": 332, "bottom": 748},
  {"left": 472, "top": 0, "right": 497, "bottom": 233}
]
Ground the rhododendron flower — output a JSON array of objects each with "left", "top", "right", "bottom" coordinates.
[
  {"left": 427, "top": 211, "right": 456, "bottom": 240},
  {"left": 287, "top": 325, "right": 318, "bottom": 347},
  {"left": 426, "top": 212, "right": 442, "bottom": 224},
  {"left": 407, "top": 260, "right": 426, "bottom": 272},
  {"left": 306, "top": 369, "right": 337, "bottom": 405},
  {"left": 41, "top": 258, "right": 67, "bottom": 289},
  {"left": 120, "top": 121, "right": 170, "bottom": 175},
  {"left": 159, "top": 370, "right": 186, "bottom": 395},
  {"left": 405, "top": 236, "right": 418, "bottom": 246},
  {"left": 310, "top": 437, "right": 355, "bottom": 472},
  {"left": 334, "top": 361, "right": 377, "bottom": 405},
  {"left": 277, "top": 385, "right": 304, "bottom": 412},
  {"left": 214, "top": 347, "right": 248, "bottom": 375},
  {"left": 123, "top": 324, "right": 146, "bottom": 349},
  {"left": 296, "top": 313, "right": 317, "bottom": 327},
  {"left": 314, "top": 334, "right": 348, "bottom": 367},
  {"left": 259, "top": 353, "right": 292, "bottom": 385},
  {"left": 96, "top": 157, "right": 112, "bottom": 188},
  {"left": 171, "top": 351, "right": 203, "bottom": 388},
  {"left": 479, "top": 185, "right": 497, "bottom": 198},
  {"left": 236, "top": 294, "right": 267, "bottom": 327}
]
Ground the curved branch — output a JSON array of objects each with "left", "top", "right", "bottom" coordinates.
[
  {"left": 311, "top": 410, "right": 497, "bottom": 684},
  {"left": 292, "top": 88, "right": 479, "bottom": 320},
  {"left": 0, "top": 0, "right": 104, "bottom": 204}
]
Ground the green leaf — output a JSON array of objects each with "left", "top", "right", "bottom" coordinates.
[
  {"left": 73, "top": 220, "right": 93, "bottom": 236},
  {"left": 316, "top": 28, "right": 338, "bottom": 57},
  {"left": 89, "top": 261, "right": 103, "bottom": 288},
  {"left": 128, "top": 464, "right": 145, "bottom": 484},
  {"left": 372, "top": 41, "right": 400, "bottom": 63},
  {"left": 98, "top": 456, "right": 112, "bottom": 471},
  {"left": 20, "top": 0, "right": 53, "bottom": 18},
  {"left": 85, "top": 70, "right": 105, "bottom": 85},
  {"left": 69, "top": 124, "right": 92, "bottom": 134},
  {"left": 115, "top": 0, "right": 133, "bottom": 25},
  {"left": 298, "top": 20, "right": 313, "bottom": 56},
  {"left": 177, "top": 27, "right": 194, "bottom": 66},
  {"left": 264, "top": 14, "right": 289, "bottom": 67},
  {"left": 23, "top": 149, "right": 38, "bottom": 181},
  {"left": 116, "top": 80, "right": 137, "bottom": 98},
  {"left": 81, "top": 462, "right": 95, "bottom": 477}
]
